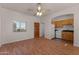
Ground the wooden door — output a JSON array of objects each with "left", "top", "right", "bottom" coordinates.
[{"left": 34, "top": 23, "right": 40, "bottom": 38}]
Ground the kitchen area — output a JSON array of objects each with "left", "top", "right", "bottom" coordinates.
[{"left": 52, "top": 14, "right": 74, "bottom": 43}]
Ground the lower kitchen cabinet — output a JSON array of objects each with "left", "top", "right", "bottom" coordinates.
[{"left": 62, "top": 31, "right": 73, "bottom": 41}]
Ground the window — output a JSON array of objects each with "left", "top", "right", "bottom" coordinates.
[{"left": 13, "top": 21, "right": 26, "bottom": 32}]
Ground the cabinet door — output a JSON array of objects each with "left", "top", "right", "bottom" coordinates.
[
  {"left": 62, "top": 32, "right": 73, "bottom": 41},
  {"left": 55, "top": 20, "right": 63, "bottom": 28},
  {"left": 62, "top": 18, "right": 73, "bottom": 25},
  {"left": 58, "top": 20, "right": 63, "bottom": 28},
  {"left": 62, "top": 20, "right": 68, "bottom": 25},
  {"left": 68, "top": 19, "right": 74, "bottom": 25}
]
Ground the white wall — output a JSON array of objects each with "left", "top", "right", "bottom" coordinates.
[
  {"left": 42, "top": 16, "right": 55, "bottom": 39},
  {"left": 0, "top": 7, "right": 40, "bottom": 45},
  {"left": 44, "top": 5, "right": 79, "bottom": 47},
  {"left": 0, "top": 11, "right": 1, "bottom": 46}
]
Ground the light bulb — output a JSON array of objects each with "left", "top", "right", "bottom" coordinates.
[
  {"left": 36, "top": 12, "right": 40, "bottom": 16},
  {"left": 36, "top": 12, "right": 42, "bottom": 16},
  {"left": 38, "top": 6, "right": 41, "bottom": 11},
  {"left": 39, "top": 12, "right": 42, "bottom": 16}
]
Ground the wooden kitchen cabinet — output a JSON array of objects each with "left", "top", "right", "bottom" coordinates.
[
  {"left": 68, "top": 18, "right": 74, "bottom": 25},
  {"left": 62, "top": 31, "right": 73, "bottom": 41},
  {"left": 52, "top": 18, "right": 74, "bottom": 28},
  {"left": 62, "top": 18, "right": 73, "bottom": 25},
  {"left": 53, "top": 20, "right": 63, "bottom": 28}
]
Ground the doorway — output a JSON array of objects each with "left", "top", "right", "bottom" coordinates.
[{"left": 34, "top": 23, "right": 40, "bottom": 38}]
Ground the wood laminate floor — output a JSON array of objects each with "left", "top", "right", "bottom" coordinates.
[{"left": 0, "top": 38, "right": 79, "bottom": 55}]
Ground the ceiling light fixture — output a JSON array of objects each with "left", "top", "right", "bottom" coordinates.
[
  {"left": 36, "top": 3, "right": 43, "bottom": 16},
  {"left": 38, "top": 5, "right": 41, "bottom": 11}
]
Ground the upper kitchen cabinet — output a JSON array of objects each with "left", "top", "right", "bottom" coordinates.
[
  {"left": 54, "top": 20, "right": 63, "bottom": 28},
  {"left": 52, "top": 18, "right": 74, "bottom": 28},
  {"left": 52, "top": 20, "right": 62, "bottom": 28},
  {"left": 62, "top": 18, "right": 74, "bottom": 25}
]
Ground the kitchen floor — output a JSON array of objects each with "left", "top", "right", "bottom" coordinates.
[{"left": 0, "top": 38, "right": 79, "bottom": 55}]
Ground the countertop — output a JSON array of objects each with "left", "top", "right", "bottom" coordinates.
[{"left": 62, "top": 30, "right": 74, "bottom": 32}]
